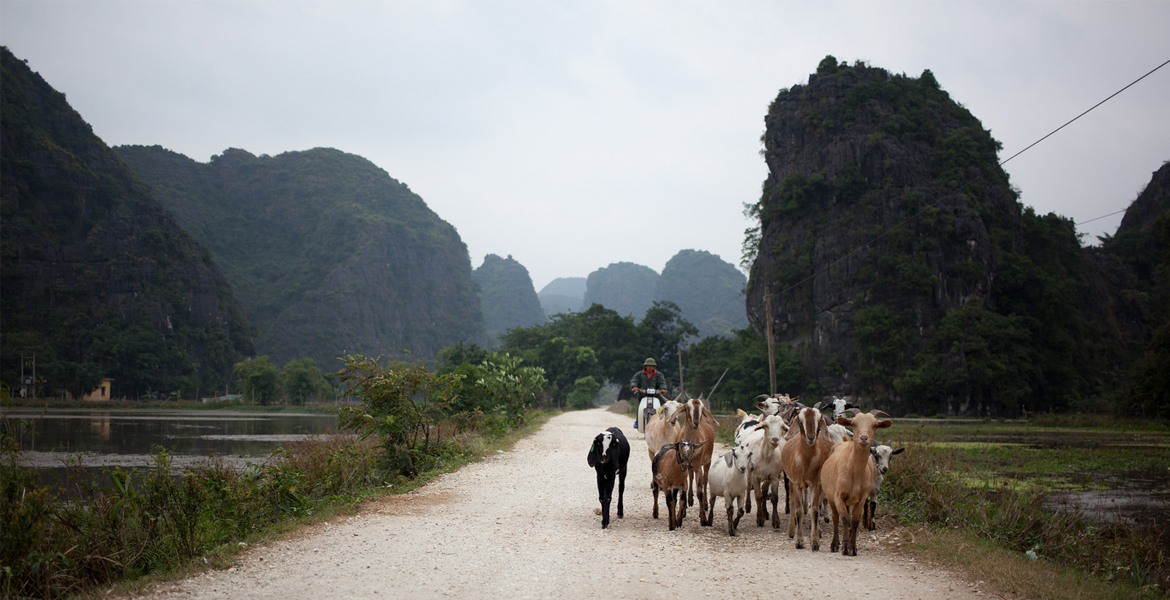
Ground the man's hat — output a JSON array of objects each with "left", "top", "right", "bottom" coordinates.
[{"left": 643, "top": 358, "right": 657, "bottom": 367}]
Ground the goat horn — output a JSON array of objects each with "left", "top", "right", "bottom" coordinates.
[{"left": 869, "top": 409, "right": 892, "bottom": 418}]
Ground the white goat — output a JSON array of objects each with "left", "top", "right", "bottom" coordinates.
[
  {"left": 864, "top": 444, "right": 903, "bottom": 530},
  {"left": 707, "top": 444, "right": 754, "bottom": 536},
  {"left": 735, "top": 394, "right": 798, "bottom": 445},
  {"left": 742, "top": 414, "right": 789, "bottom": 528}
]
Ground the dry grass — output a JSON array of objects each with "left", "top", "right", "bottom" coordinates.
[{"left": 897, "top": 526, "right": 1163, "bottom": 600}]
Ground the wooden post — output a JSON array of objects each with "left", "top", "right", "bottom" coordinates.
[{"left": 765, "top": 287, "right": 776, "bottom": 396}]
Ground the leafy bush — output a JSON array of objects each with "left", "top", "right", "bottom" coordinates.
[{"left": 566, "top": 376, "right": 601, "bottom": 409}]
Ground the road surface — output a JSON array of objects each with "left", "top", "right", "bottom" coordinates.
[{"left": 140, "top": 408, "right": 991, "bottom": 599}]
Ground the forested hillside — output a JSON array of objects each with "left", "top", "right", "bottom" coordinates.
[
  {"left": 0, "top": 47, "right": 254, "bottom": 399},
  {"left": 116, "top": 144, "right": 485, "bottom": 369},
  {"left": 655, "top": 250, "right": 747, "bottom": 338},
  {"left": 473, "top": 254, "right": 545, "bottom": 346},
  {"left": 745, "top": 56, "right": 1166, "bottom": 417},
  {"left": 1100, "top": 162, "right": 1170, "bottom": 416}
]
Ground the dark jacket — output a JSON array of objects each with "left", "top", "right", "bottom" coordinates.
[{"left": 631, "top": 368, "right": 667, "bottom": 393}]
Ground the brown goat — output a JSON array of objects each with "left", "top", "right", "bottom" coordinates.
[
  {"left": 820, "top": 411, "right": 893, "bottom": 556},
  {"left": 652, "top": 440, "right": 708, "bottom": 531},
  {"left": 779, "top": 406, "right": 834, "bottom": 550},
  {"left": 671, "top": 396, "right": 716, "bottom": 526},
  {"left": 644, "top": 399, "right": 682, "bottom": 519}
]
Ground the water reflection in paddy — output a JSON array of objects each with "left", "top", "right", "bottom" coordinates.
[
  {"left": 6, "top": 409, "right": 338, "bottom": 491},
  {"left": 909, "top": 421, "right": 1170, "bottom": 553}
]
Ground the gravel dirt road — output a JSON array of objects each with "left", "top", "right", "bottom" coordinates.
[{"left": 141, "top": 408, "right": 994, "bottom": 599}]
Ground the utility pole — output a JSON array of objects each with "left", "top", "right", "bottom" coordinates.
[
  {"left": 20, "top": 353, "right": 36, "bottom": 399},
  {"left": 765, "top": 287, "right": 776, "bottom": 397}
]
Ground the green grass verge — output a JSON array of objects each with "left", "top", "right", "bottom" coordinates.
[
  {"left": 1, "top": 409, "right": 558, "bottom": 599},
  {"left": 884, "top": 422, "right": 1169, "bottom": 597}
]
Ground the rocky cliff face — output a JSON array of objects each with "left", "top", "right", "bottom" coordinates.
[
  {"left": 115, "top": 145, "right": 485, "bottom": 369},
  {"left": 473, "top": 254, "right": 545, "bottom": 346},
  {"left": 743, "top": 56, "right": 1160, "bottom": 417},
  {"left": 746, "top": 58, "right": 1020, "bottom": 402},
  {"left": 0, "top": 47, "right": 253, "bottom": 398}
]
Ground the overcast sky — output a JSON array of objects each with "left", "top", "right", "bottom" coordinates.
[{"left": 3, "top": 1, "right": 1168, "bottom": 290}]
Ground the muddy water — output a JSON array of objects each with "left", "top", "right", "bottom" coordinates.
[
  {"left": 923, "top": 423, "right": 1170, "bottom": 552},
  {"left": 6, "top": 409, "right": 337, "bottom": 492}
]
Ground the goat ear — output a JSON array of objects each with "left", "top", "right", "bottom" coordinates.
[
  {"left": 783, "top": 424, "right": 799, "bottom": 440},
  {"left": 724, "top": 452, "right": 734, "bottom": 468},
  {"left": 736, "top": 408, "right": 747, "bottom": 418},
  {"left": 587, "top": 444, "right": 597, "bottom": 468},
  {"left": 837, "top": 416, "right": 853, "bottom": 427},
  {"left": 845, "top": 403, "right": 857, "bottom": 410},
  {"left": 876, "top": 419, "right": 894, "bottom": 429},
  {"left": 818, "top": 418, "right": 833, "bottom": 442},
  {"left": 892, "top": 447, "right": 905, "bottom": 455}
]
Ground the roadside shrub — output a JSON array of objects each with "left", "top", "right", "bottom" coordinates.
[
  {"left": 566, "top": 376, "right": 601, "bottom": 409},
  {"left": 0, "top": 434, "right": 381, "bottom": 599}
]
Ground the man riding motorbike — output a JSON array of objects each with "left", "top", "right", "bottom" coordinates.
[{"left": 631, "top": 358, "right": 667, "bottom": 429}]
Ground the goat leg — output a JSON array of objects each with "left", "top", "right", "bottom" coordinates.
[
  {"left": 829, "top": 501, "right": 841, "bottom": 553},
  {"left": 769, "top": 484, "right": 780, "bottom": 529},
  {"left": 616, "top": 468, "right": 626, "bottom": 519},
  {"left": 848, "top": 505, "right": 862, "bottom": 556},
  {"left": 666, "top": 489, "right": 676, "bottom": 531},
  {"left": 755, "top": 481, "right": 768, "bottom": 527},
  {"left": 784, "top": 472, "right": 791, "bottom": 514},
  {"left": 810, "top": 485, "right": 821, "bottom": 551},
  {"left": 651, "top": 482, "right": 659, "bottom": 519},
  {"left": 786, "top": 480, "right": 797, "bottom": 539},
  {"left": 726, "top": 504, "right": 736, "bottom": 536},
  {"left": 699, "top": 480, "right": 710, "bottom": 526}
]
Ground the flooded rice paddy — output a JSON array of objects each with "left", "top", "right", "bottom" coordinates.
[
  {"left": 5, "top": 408, "right": 338, "bottom": 492},
  {"left": 906, "top": 421, "right": 1170, "bottom": 552}
]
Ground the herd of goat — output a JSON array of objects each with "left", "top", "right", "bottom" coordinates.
[{"left": 586, "top": 395, "right": 902, "bottom": 557}]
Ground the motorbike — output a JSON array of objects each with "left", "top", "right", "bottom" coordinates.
[{"left": 635, "top": 388, "right": 666, "bottom": 436}]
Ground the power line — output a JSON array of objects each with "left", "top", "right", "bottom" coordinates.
[
  {"left": 1076, "top": 208, "right": 1128, "bottom": 227},
  {"left": 767, "top": 57, "right": 1170, "bottom": 300}
]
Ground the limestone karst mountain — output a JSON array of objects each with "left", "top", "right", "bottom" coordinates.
[
  {"left": 473, "top": 254, "right": 545, "bottom": 346},
  {"left": 538, "top": 277, "right": 586, "bottom": 316},
  {"left": 115, "top": 144, "right": 485, "bottom": 369},
  {"left": 0, "top": 47, "right": 253, "bottom": 399},
  {"left": 655, "top": 250, "right": 747, "bottom": 338},
  {"left": 744, "top": 56, "right": 1162, "bottom": 416}
]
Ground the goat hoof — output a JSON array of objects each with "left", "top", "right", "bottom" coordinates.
[{"left": 831, "top": 542, "right": 839, "bottom": 552}]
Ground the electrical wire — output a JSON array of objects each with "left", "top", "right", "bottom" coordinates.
[
  {"left": 766, "top": 57, "right": 1170, "bottom": 300},
  {"left": 1076, "top": 208, "right": 1128, "bottom": 227}
]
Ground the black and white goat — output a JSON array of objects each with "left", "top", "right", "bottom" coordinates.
[
  {"left": 587, "top": 427, "right": 630, "bottom": 529},
  {"left": 828, "top": 396, "right": 859, "bottom": 421},
  {"left": 863, "top": 444, "right": 903, "bottom": 530}
]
